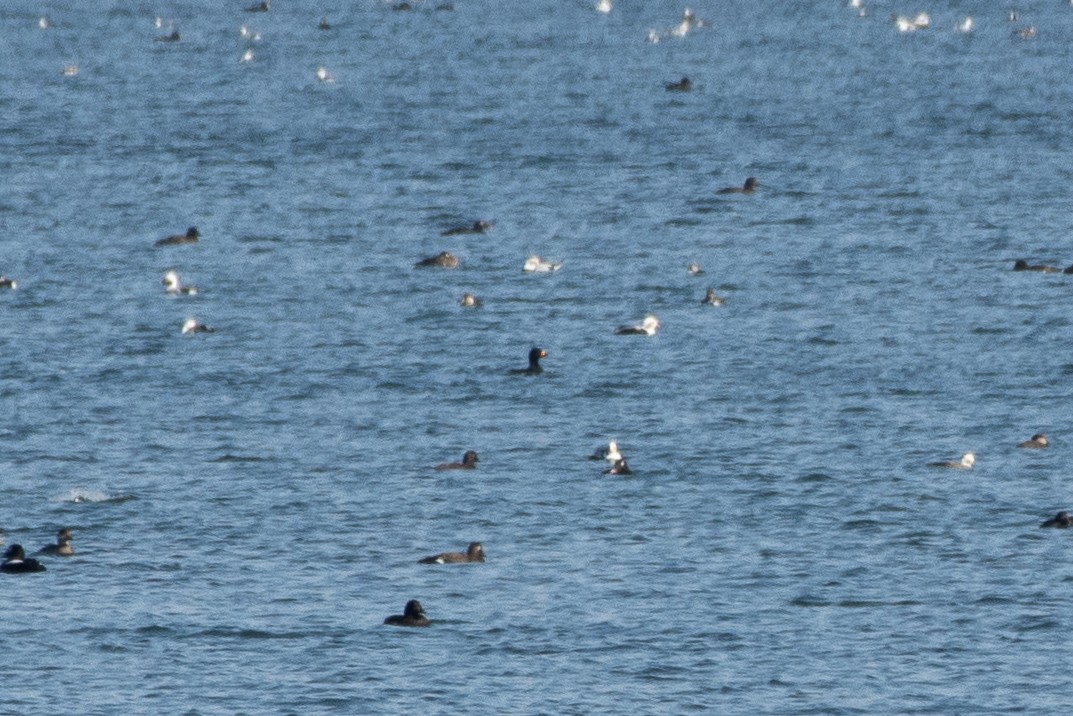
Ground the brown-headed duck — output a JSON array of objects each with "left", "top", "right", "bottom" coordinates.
[
  {"left": 36, "top": 529, "right": 73, "bottom": 557},
  {"left": 702, "top": 288, "right": 726, "bottom": 306},
  {"left": 156, "top": 227, "right": 199, "bottom": 246},
  {"left": 384, "top": 599, "right": 429, "bottom": 627},
  {"left": 511, "top": 347, "right": 547, "bottom": 375},
  {"left": 1041, "top": 511, "right": 1072, "bottom": 528},
  {"left": 716, "top": 177, "right": 757, "bottom": 194},
  {"left": 1, "top": 544, "right": 46, "bottom": 573},
  {"left": 1018, "top": 434, "right": 1049, "bottom": 449},
  {"left": 442, "top": 220, "right": 493, "bottom": 236},
  {"left": 929, "top": 452, "right": 975, "bottom": 469},
  {"left": 419, "top": 542, "right": 485, "bottom": 564},
  {"left": 615, "top": 315, "right": 660, "bottom": 335},
  {"left": 414, "top": 251, "right": 459, "bottom": 268},
  {"left": 434, "top": 450, "right": 479, "bottom": 470}
]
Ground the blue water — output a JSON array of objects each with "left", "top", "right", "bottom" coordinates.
[{"left": 4, "top": 1, "right": 1073, "bottom": 713}]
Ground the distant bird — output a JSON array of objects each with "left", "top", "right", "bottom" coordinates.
[
  {"left": 38, "top": 16, "right": 49, "bottom": 29},
  {"left": 181, "top": 318, "right": 214, "bottom": 335},
  {"left": 589, "top": 441, "right": 622, "bottom": 462},
  {"left": 155, "top": 227, "right": 199, "bottom": 247},
  {"left": 716, "top": 177, "right": 757, "bottom": 194},
  {"left": 318, "top": 17, "right": 331, "bottom": 30},
  {"left": 615, "top": 315, "right": 660, "bottom": 336},
  {"left": 414, "top": 251, "right": 459, "bottom": 268},
  {"left": 605, "top": 458, "right": 632, "bottom": 475},
  {"left": 1, "top": 545, "right": 46, "bottom": 574},
  {"left": 702, "top": 288, "right": 726, "bottom": 306},
  {"left": 240, "top": 48, "right": 254, "bottom": 63},
  {"left": 442, "top": 220, "right": 493, "bottom": 236},
  {"left": 434, "top": 450, "right": 479, "bottom": 471},
  {"left": 1018, "top": 434, "right": 1049, "bottom": 449},
  {"left": 956, "top": 17, "right": 973, "bottom": 33},
  {"left": 62, "top": 65, "right": 79, "bottom": 77},
  {"left": 155, "top": 30, "right": 181, "bottom": 42},
  {"left": 36, "top": 529, "right": 73, "bottom": 557},
  {"left": 1041, "top": 511, "right": 1072, "bottom": 528},
  {"left": 459, "top": 293, "right": 481, "bottom": 308},
  {"left": 687, "top": 263, "right": 704, "bottom": 276},
  {"left": 523, "top": 255, "right": 563, "bottom": 273},
  {"left": 929, "top": 452, "right": 975, "bottom": 469},
  {"left": 418, "top": 542, "right": 485, "bottom": 564},
  {"left": 595, "top": 0, "right": 612, "bottom": 13},
  {"left": 384, "top": 600, "right": 429, "bottom": 627},
  {"left": 1013, "top": 260, "right": 1060, "bottom": 273},
  {"left": 163, "top": 270, "right": 198, "bottom": 296},
  {"left": 0, "top": 276, "right": 16, "bottom": 289},
  {"left": 245, "top": 1, "right": 270, "bottom": 11},
  {"left": 1016, "top": 25, "right": 1036, "bottom": 39},
  {"left": 511, "top": 347, "right": 547, "bottom": 375},
  {"left": 665, "top": 77, "right": 692, "bottom": 92},
  {"left": 316, "top": 66, "right": 335, "bottom": 83}
]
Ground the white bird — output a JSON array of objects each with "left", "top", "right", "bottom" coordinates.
[
  {"left": 240, "top": 48, "right": 254, "bottom": 63},
  {"left": 181, "top": 318, "right": 214, "bottom": 334},
  {"left": 929, "top": 452, "right": 975, "bottom": 469},
  {"left": 523, "top": 255, "right": 562, "bottom": 273},
  {"left": 62, "top": 65, "right": 79, "bottom": 77},
  {"left": 163, "top": 270, "right": 198, "bottom": 295},
  {"left": 595, "top": 0, "right": 612, "bottom": 13},
  {"left": 316, "top": 66, "right": 335, "bottom": 83},
  {"left": 956, "top": 16, "right": 973, "bottom": 33},
  {"left": 614, "top": 315, "right": 660, "bottom": 336},
  {"left": 38, "top": 16, "right": 49, "bottom": 29}
]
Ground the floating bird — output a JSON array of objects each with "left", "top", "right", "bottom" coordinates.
[
  {"left": 716, "top": 177, "right": 757, "bottom": 194},
  {"left": 384, "top": 600, "right": 429, "bottom": 627},
  {"left": 156, "top": 227, "right": 199, "bottom": 247},
  {"left": 418, "top": 542, "right": 485, "bottom": 564},
  {"left": 511, "top": 347, "right": 547, "bottom": 375},
  {"left": 414, "top": 251, "right": 459, "bottom": 268},
  {"left": 595, "top": 0, "right": 612, "bottom": 14},
  {"left": 459, "top": 293, "right": 481, "bottom": 308},
  {"left": 1041, "top": 511, "right": 1072, "bottom": 528},
  {"left": 36, "top": 529, "right": 73, "bottom": 557},
  {"left": 615, "top": 315, "right": 660, "bottom": 336},
  {"left": 0, "top": 276, "right": 16, "bottom": 289},
  {"left": 245, "top": 1, "right": 270, "bottom": 11},
  {"left": 156, "top": 30, "right": 181, "bottom": 42},
  {"left": 606, "top": 458, "right": 632, "bottom": 475},
  {"left": 181, "top": 318, "right": 214, "bottom": 335},
  {"left": 589, "top": 441, "right": 622, "bottom": 462},
  {"left": 316, "top": 66, "right": 335, "bottom": 83},
  {"left": 523, "top": 255, "right": 562, "bottom": 272},
  {"left": 38, "top": 16, "right": 49, "bottom": 29},
  {"left": 318, "top": 17, "right": 331, "bottom": 30},
  {"left": 702, "top": 288, "right": 726, "bottom": 306},
  {"left": 163, "top": 270, "right": 198, "bottom": 296},
  {"left": 687, "top": 263, "right": 704, "bottom": 276},
  {"left": 240, "top": 49, "right": 254, "bottom": 63},
  {"left": 1013, "top": 260, "right": 1060, "bottom": 273},
  {"left": 956, "top": 17, "right": 973, "bottom": 33},
  {"left": 1017, "top": 434, "right": 1049, "bottom": 449},
  {"left": 929, "top": 452, "right": 975, "bottom": 469},
  {"left": 442, "top": 220, "right": 493, "bottom": 236},
  {"left": 1, "top": 545, "right": 46, "bottom": 573},
  {"left": 62, "top": 65, "right": 79, "bottom": 77},
  {"left": 665, "top": 77, "right": 692, "bottom": 92},
  {"left": 434, "top": 450, "right": 479, "bottom": 471}
]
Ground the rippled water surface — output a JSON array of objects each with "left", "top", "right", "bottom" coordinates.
[{"left": 4, "top": 1, "right": 1073, "bottom": 714}]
